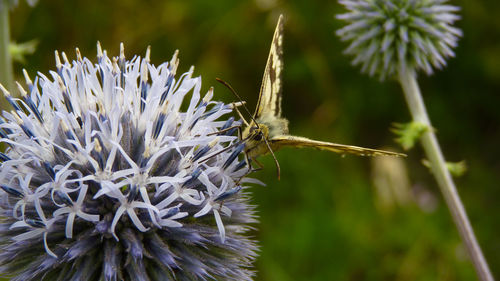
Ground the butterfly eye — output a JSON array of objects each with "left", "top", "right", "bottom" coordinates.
[{"left": 253, "top": 133, "right": 263, "bottom": 141}]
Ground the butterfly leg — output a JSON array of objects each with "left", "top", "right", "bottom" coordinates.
[
  {"left": 251, "top": 158, "right": 264, "bottom": 172},
  {"left": 234, "top": 126, "right": 262, "bottom": 183},
  {"left": 234, "top": 156, "right": 262, "bottom": 185},
  {"left": 237, "top": 125, "right": 255, "bottom": 172}
]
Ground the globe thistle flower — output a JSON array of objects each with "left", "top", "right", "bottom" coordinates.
[
  {"left": 0, "top": 43, "right": 258, "bottom": 280},
  {"left": 336, "top": 0, "right": 462, "bottom": 78}
]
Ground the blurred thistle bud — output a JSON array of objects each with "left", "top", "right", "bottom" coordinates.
[
  {"left": 336, "top": 0, "right": 462, "bottom": 79},
  {"left": 0, "top": 43, "right": 258, "bottom": 280}
]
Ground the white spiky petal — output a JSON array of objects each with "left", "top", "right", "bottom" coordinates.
[{"left": 0, "top": 43, "right": 259, "bottom": 281}]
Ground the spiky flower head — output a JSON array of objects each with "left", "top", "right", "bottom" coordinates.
[
  {"left": 0, "top": 43, "right": 258, "bottom": 280},
  {"left": 336, "top": 0, "right": 462, "bottom": 79}
]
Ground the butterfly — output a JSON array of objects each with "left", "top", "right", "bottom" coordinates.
[{"left": 238, "top": 14, "right": 405, "bottom": 178}]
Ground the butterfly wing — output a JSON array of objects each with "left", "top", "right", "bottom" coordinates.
[
  {"left": 270, "top": 135, "right": 406, "bottom": 157},
  {"left": 254, "top": 14, "right": 284, "bottom": 120}
]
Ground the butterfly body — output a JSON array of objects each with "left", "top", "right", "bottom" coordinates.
[
  {"left": 241, "top": 15, "right": 404, "bottom": 172},
  {"left": 242, "top": 115, "right": 289, "bottom": 159}
]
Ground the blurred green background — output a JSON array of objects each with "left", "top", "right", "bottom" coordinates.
[{"left": 6, "top": 0, "right": 500, "bottom": 280}]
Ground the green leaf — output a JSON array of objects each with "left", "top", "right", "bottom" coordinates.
[
  {"left": 422, "top": 159, "right": 467, "bottom": 177},
  {"left": 391, "top": 121, "right": 428, "bottom": 150},
  {"left": 9, "top": 40, "right": 38, "bottom": 64}
]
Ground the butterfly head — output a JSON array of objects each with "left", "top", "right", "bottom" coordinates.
[{"left": 242, "top": 122, "right": 271, "bottom": 158}]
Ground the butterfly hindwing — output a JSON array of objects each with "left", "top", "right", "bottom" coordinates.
[
  {"left": 255, "top": 15, "right": 284, "bottom": 120},
  {"left": 270, "top": 135, "right": 406, "bottom": 157}
]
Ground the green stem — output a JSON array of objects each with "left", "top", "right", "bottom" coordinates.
[
  {"left": 0, "top": 0, "right": 14, "bottom": 92},
  {"left": 398, "top": 68, "right": 493, "bottom": 281}
]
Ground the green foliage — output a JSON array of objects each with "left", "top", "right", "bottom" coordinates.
[
  {"left": 9, "top": 39, "right": 37, "bottom": 63},
  {"left": 445, "top": 161, "right": 468, "bottom": 177},
  {"left": 392, "top": 121, "right": 429, "bottom": 150},
  {"left": 5, "top": 0, "right": 500, "bottom": 280},
  {"left": 422, "top": 159, "right": 468, "bottom": 177}
]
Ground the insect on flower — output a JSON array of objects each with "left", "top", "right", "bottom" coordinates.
[{"left": 221, "top": 15, "right": 405, "bottom": 179}]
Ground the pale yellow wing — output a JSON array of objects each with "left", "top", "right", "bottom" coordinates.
[
  {"left": 254, "top": 14, "right": 284, "bottom": 119},
  {"left": 270, "top": 135, "right": 406, "bottom": 157}
]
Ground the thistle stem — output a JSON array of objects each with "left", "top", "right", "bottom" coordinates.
[
  {"left": 398, "top": 68, "right": 494, "bottom": 281},
  {"left": 0, "top": 0, "right": 14, "bottom": 92}
]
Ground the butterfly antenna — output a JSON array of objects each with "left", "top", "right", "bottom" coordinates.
[{"left": 216, "top": 78, "right": 261, "bottom": 128}]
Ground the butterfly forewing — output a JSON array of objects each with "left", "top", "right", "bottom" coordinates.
[
  {"left": 270, "top": 136, "right": 406, "bottom": 157},
  {"left": 255, "top": 15, "right": 284, "bottom": 120}
]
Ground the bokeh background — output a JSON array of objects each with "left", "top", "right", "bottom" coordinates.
[{"left": 6, "top": 0, "right": 500, "bottom": 280}]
